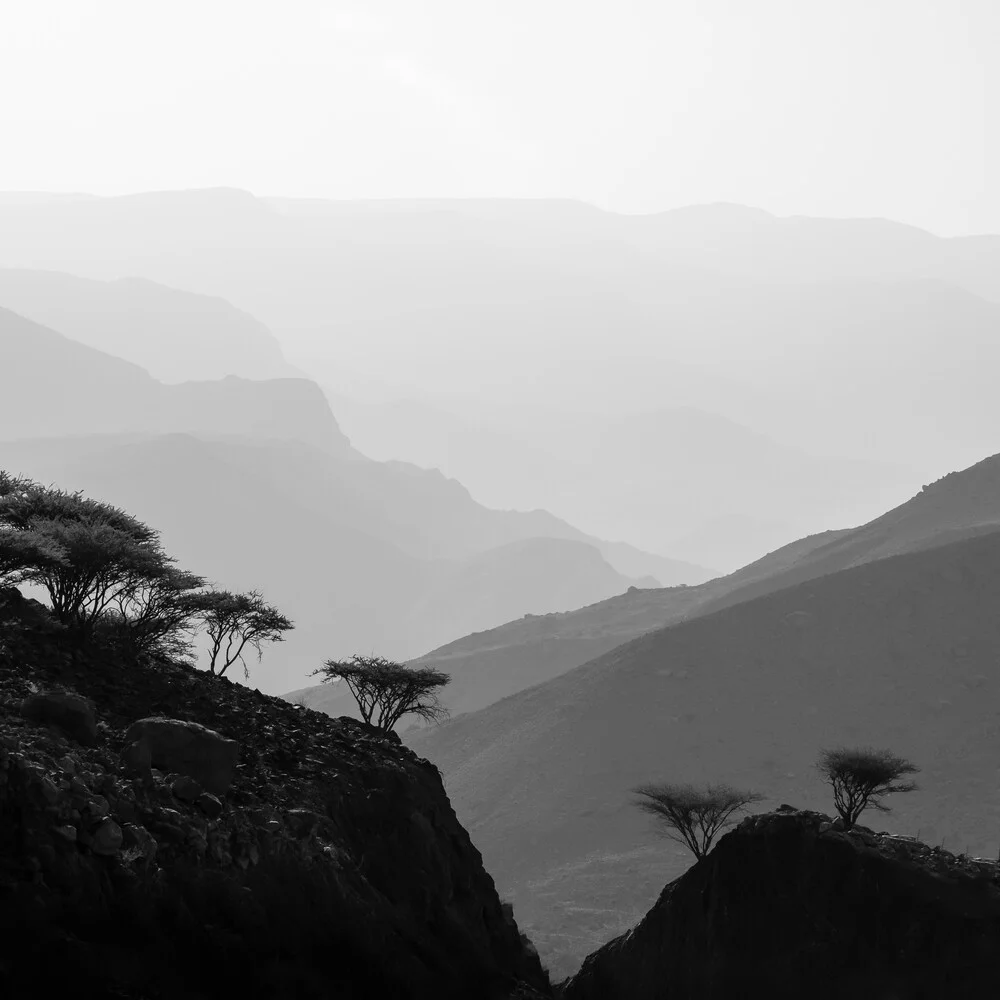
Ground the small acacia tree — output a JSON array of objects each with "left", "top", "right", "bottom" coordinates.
[
  {"left": 633, "top": 782, "right": 763, "bottom": 860},
  {"left": 190, "top": 588, "right": 293, "bottom": 678},
  {"left": 102, "top": 567, "right": 207, "bottom": 659},
  {"left": 816, "top": 746, "right": 919, "bottom": 830},
  {"left": 312, "top": 654, "right": 450, "bottom": 732}
]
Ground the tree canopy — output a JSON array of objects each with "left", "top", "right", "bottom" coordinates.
[
  {"left": 633, "top": 782, "right": 763, "bottom": 860},
  {"left": 312, "top": 654, "right": 450, "bottom": 732},
  {"left": 816, "top": 746, "right": 919, "bottom": 829},
  {"left": 0, "top": 472, "right": 187, "bottom": 642},
  {"left": 190, "top": 589, "right": 293, "bottom": 678}
]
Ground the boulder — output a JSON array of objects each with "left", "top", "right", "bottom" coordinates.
[
  {"left": 196, "top": 791, "right": 224, "bottom": 819},
  {"left": 20, "top": 691, "right": 97, "bottom": 746},
  {"left": 171, "top": 775, "right": 203, "bottom": 803},
  {"left": 124, "top": 718, "right": 238, "bottom": 795},
  {"left": 121, "top": 740, "right": 152, "bottom": 777},
  {"left": 90, "top": 819, "right": 123, "bottom": 856}
]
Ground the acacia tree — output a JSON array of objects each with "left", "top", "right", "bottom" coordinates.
[
  {"left": 0, "top": 473, "right": 181, "bottom": 639},
  {"left": 102, "top": 567, "right": 207, "bottom": 658},
  {"left": 312, "top": 654, "right": 450, "bottom": 732},
  {"left": 816, "top": 747, "right": 919, "bottom": 830},
  {"left": 633, "top": 782, "right": 763, "bottom": 860},
  {"left": 191, "top": 589, "right": 293, "bottom": 677}
]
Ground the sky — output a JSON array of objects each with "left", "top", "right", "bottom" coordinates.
[{"left": 1, "top": 0, "right": 996, "bottom": 235}]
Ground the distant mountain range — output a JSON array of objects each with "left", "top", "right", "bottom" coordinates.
[
  {"left": 0, "top": 268, "right": 301, "bottom": 382},
  {"left": 2, "top": 189, "right": 993, "bottom": 568},
  {"left": 333, "top": 395, "right": 916, "bottom": 570},
  {"left": 0, "top": 306, "right": 345, "bottom": 452},
  {"left": 349, "top": 452, "right": 1000, "bottom": 729},
  {"left": 405, "top": 454, "right": 1000, "bottom": 977},
  {"left": 0, "top": 304, "right": 706, "bottom": 694}
]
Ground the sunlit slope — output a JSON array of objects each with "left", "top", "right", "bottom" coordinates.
[{"left": 407, "top": 532, "right": 1000, "bottom": 974}]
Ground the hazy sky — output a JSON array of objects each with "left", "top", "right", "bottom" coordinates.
[{"left": 2, "top": 0, "right": 996, "bottom": 235}]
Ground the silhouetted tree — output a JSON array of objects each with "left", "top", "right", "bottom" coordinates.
[
  {"left": 191, "top": 589, "right": 293, "bottom": 677},
  {"left": 312, "top": 654, "right": 450, "bottom": 732},
  {"left": 816, "top": 746, "right": 919, "bottom": 829},
  {"left": 633, "top": 782, "right": 763, "bottom": 860},
  {"left": 0, "top": 472, "right": 182, "bottom": 640},
  {"left": 102, "top": 567, "right": 207, "bottom": 658}
]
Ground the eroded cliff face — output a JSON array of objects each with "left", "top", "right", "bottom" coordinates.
[
  {"left": 0, "top": 590, "right": 549, "bottom": 999},
  {"left": 563, "top": 808, "right": 1000, "bottom": 1000}
]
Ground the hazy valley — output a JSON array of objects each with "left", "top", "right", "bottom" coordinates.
[{"left": 3, "top": 51, "right": 999, "bottom": 992}]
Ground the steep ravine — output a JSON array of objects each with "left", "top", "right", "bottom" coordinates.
[
  {"left": 0, "top": 589, "right": 550, "bottom": 999},
  {"left": 563, "top": 807, "right": 1000, "bottom": 999}
]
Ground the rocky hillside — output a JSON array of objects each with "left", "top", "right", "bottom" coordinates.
[
  {"left": 0, "top": 589, "right": 550, "bottom": 999},
  {"left": 564, "top": 807, "right": 1000, "bottom": 999},
  {"left": 408, "top": 530, "right": 1000, "bottom": 978}
]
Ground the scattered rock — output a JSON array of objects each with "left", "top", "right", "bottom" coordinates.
[
  {"left": 56, "top": 755, "right": 77, "bottom": 775},
  {"left": 38, "top": 776, "right": 60, "bottom": 805},
  {"left": 84, "top": 795, "right": 110, "bottom": 819},
  {"left": 122, "top": 740, "right": 152, "bottom": 777},
  {"left": 52, "top": 824, "right": 77, "bottom": 842},
  {"left": 285, "top": 808, "right": 319, "bottom": 838},
  {"left": 122, "top": 823, "right": 157, "bottom": 862},
  {"left": 125, "top": 718, "right": 238, "bottom": 795},
  {"left": 171, "top": 775, "right": 203, "bottom": 803},
  {"left": 20, "top": 691, "right": 97, "bottom": 746},
  {"left": 196, "top": 791, "right": 223, "bottom": 819},
  {"left": 90, "top": 818, "right": 123, "bottom": 856}
]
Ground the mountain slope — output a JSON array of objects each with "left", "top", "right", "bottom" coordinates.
[
  {"left": 2, "top": 191, "right": 998, "bottom": 471},
  {"left": 330, "top": 393, "right": 907, "bottom": 572},
  {"left": 406, "top": 531, "right": 1000, "bottom": 977},
  {"left": 0, "top": 306, "right": 349, "bottom": 453},
  {"left": 0, "top": 593, "right": 550, "bottom": 999},
  {"left": 0, "top": 267, "right": 300, "bottom": 382},
  {"left": 563, "top": 808, "right": 1000, "bottom": 1000},
  {"left": 377, "top": 454, "right": 1000, "bottom": 732},
  {"left": 0, "top": 433, "right": 651, "bottom": 696}
]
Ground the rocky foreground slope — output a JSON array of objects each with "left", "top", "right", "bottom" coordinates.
[
  {"left": 564, "top": 807, "right": 1000, "bottom": 1000},
  {"left": 0, "top": 589, "right": 550, "bottom": 999}
]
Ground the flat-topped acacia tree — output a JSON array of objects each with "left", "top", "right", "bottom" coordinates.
[
  {"left": 313, "top": 654, "right": 450, "bottom": 733},
  {"left": 189, "top": 589, "right": 293, "bottom": 678},
  {"left": 633, "top": 782, "right": 764, "bottom": 860},
  {"left": 0, "top": 471, "right": 205, "bottom": 654},
  {"left": 816, "top": 746, "right": 919, "bottom": 830}
]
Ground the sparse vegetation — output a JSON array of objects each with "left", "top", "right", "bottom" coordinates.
[
  {"left": 312, "top": 653, "right": 450, "bottom": 732},
  {"left": 189, "top": 588, "right": 294, "bottom": 678},
  {"left": 1, "top": 471, "right": 291, "bottom": 676},
  {"left": 816, "top": 746, "right": 919, "bottom": 830},
  {"left": 632, "top": 782, "right": 763, "bottom": 859},
  {"left": 0, "top": 472, "right": 199, "bottom": 650}
]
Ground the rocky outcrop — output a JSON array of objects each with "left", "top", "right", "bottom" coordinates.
[
  {"left": 125, "top": 717, "right": 238, "bottom": 794},
  {"left": 20, "top": 690, "right": 97, "bottom": 746},
  {"left": 0, "top": 603, "right": 550, "bottom": 999},
  {"left": 563, "top": 808, "right": 1000, "bottom": 1000}
]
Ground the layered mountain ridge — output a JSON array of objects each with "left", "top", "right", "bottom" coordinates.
[{"left": 408, "top": 506, "right": 1000, "bottom": 975}]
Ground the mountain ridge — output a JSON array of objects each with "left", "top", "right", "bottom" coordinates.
[{"left": 406, "top": 526, "right": 1000, "bottom": 976}]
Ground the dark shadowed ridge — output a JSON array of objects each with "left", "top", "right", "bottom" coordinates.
[
  {"left": 562, "top": 807, "right": 1000, "bottom": 999},
  {"left": 406, "top": 526, "right": 1000, "bottom": 977},
  {"left": 0, "top": 592, "right": 550, "bottom": 999}
]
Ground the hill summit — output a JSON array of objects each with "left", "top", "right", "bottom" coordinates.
[{"left": 564, "top": 806, "right": 1000, "bottom": 999}]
